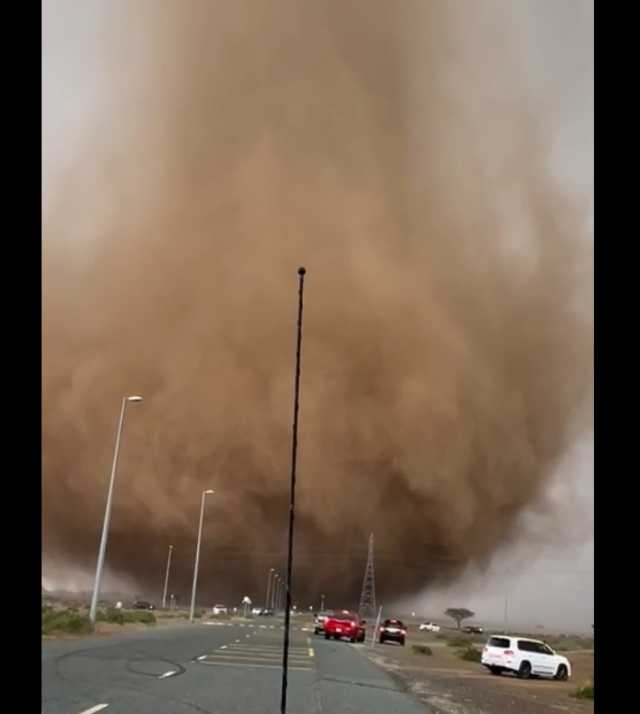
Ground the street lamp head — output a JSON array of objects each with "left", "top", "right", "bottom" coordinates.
[
  {"left": 204, "top": 489, "right": 215, "bottom": 495},
  {"left": 127, "top": 395, "right": 143, "bottom": 402}
]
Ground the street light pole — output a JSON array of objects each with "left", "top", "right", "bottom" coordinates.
[
  {"left": 320, "top": 594, "right": 325, "bottom": 611},
  {"left": 89, "top": 395, "right": 143, "bottom": 625},
  {"left": 189, "top": 489, "right": 215, "bottom": 622},
  {"left": 272, "top": 574, "right": 279, "bottom": 610},
  {"left": 162, "top": 545, "right": 173, "bottom": 609},
  {"left": 265, "top": 568, "right": 275, "bottom": 610}
]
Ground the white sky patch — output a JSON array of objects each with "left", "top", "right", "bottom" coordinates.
[{"left": 394, "top": 434, "right": 594, "bottom": 633}]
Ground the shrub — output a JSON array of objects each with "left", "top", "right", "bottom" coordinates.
[
  {"left": 572, "top": 682, "right": 594, "bottom": 700},
  {"left": 107, "top": 608, "right": 126, "bottom": 624},
  {"left": 42, "top": 609, "right": 93, "bottom": 635},
  {"left": 411, "top": 644, "right": 433, "bottom": 655},
  {"left": 456, "top": 643, "right": 482, "bottom": 662},
  {"left": 129, "top": 610, "right": 156, "bottom": 624},
  {"left": 447, "top": 636, "right": 471, "bottom": 648}
]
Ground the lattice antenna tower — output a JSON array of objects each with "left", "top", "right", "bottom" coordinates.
[{"left": 358, "top": 532, "right": 377, "bottom": 618}]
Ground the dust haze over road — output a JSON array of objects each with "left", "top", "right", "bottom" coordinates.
[{"left": 43, "top": 1, "right": 593, "bottom": 608}]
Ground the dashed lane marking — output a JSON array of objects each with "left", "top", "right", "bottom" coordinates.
[
  {"left": 158, "top": 670, "right": 177, "bottom": 679},
  {"left": 77, "top": 706, "right": 109, "bottom": 714}
]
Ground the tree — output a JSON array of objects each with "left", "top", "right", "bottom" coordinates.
[{"left": 445, "top": 607, "right": 475, "bottom": 630}]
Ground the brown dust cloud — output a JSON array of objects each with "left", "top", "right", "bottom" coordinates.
[{"left": 43, "top": 0, "right": 593, "bottom": 607}]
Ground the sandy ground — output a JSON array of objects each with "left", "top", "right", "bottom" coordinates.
[{"left": 359, "top": 633, "right": 594, "bottom": 714}]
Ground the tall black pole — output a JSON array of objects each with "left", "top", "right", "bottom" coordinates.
[{"left": 280, "top": 266, "right": 306, "bottom": 714}]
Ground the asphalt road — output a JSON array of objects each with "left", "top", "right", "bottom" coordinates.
[{"left": 42, "top": 620, "right": 429, "bottom": 714}]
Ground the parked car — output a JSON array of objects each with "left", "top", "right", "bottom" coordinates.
[
  {"left": 419, "top": 622, "right": 440, "bottom": 632},
  {"left": 463, "top": 626, "right": 484, "bottom": 634},
  {"left": 313, "top": 611, "right": 333, "bottom": 635},
  {"left": 251, "top": 607, "right": 263, "bottom": 615},
  {"left": 379, "top": 618, "right": 407, "bottom": 646},
  {"left": 324, "top": 610, "right": 366, "bottom": 643},
  {"left": 132, "top": 600, "right": 155, "bottom": 610},
  {"left": 259, "top": 609, "right": 275, "bottom": 617},
  {"left": 481, "top": 635, "right": 571, "bottom": 680},
  {"left": 211, "top": 604, "right": 228, "bottom": 615}
]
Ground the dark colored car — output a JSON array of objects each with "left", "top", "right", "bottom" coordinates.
[
  {"left": 463, "top": 626, "right": 484, "bottom": 634},
  {"left": 379, "top": 618, "right": 407, "bottom": 646},
  {"left": 133, "top": 600, "right": 155, "bottom": 610},
  {"left": 324, "top": 610, "right": 366, "bottom": 643},
  {"left": 259, "top": 609, "right": 275, "bottom": 616}
]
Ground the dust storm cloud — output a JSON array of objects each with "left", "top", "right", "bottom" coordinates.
[{"left": 43, "top": 0, "right": 593, "bottom": 606}]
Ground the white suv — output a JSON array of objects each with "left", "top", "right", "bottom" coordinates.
[
  {"left": 481, "top": 635, "right": 571, "bottom": 680},
  {"left": 211, "top": 604, "right": 228, "bottom": 615},
  {"left": 419, "top": 622, "right": 441, "bottom": 632}
]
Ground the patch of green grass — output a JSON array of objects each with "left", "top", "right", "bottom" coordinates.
[
  {"left": 572, "top": 682, "right": 594, "bottom": 700},
  {"left": 42, "top": 609, "right": 93, "bottom": 635},
  {"left": 411, "top": 644, "right": 433, "bottom": 656},
  {"left": 455, "top": 643, "right": 482, "bottom": 662},
  {"left": 447, "top": 636, "right": 472, "bottom": 648},
  {"left": 126, "top": 610, "right": 156, "bottom": 624},
  {"left": 95, "top": 608, "right": 156, "bottom": 625}
]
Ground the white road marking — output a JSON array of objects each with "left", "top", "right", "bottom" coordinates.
[
  {"left": 197, "top": 655, "right": 207, "bottom": 661},
  {"left": 259, "top": 625, "right": 267, "bottom": 628},
  {"left": 235, "top": 638, "right": 241, "bottom": 642},
  {"left": 158, "top": 670, "right": 177, "bottom": 679},
  {"left": 245, "top": 634, "right": 251, "bottom": 638},
  {"left": 220, "top": 645, "right": 227, "bottom": 649},
  {"left": 199, "top": 660, "right": 311, "bottom": 671},
  {"left": 77, "top": 706, "right": 109, "bottom": 714},
  {"left": 240, "top": 624, "right": 245, "bottom": 628},
  {"left": 269, "top": 626, "right": 275, "bottom": 629}
]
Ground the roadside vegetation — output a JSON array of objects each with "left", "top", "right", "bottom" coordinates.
[
  {"left": 572, "top": 681, "right": 594, "bottom": 700},
  {"left": 42, "top": 607, "right": 92, "bottom": 635},
  {"left": 455, "top": 643, "right": 482, "bottom": 662},
  {"left": 95, "top": 608, "right": 156, "bottom": 625},
  {"left": 42, "top": 603, "right": 156, "bottom": 635},
  {"left": 411, "top": 644, "right": 433, "bottom": 656}
]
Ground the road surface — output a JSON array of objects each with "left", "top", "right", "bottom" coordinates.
[{"left": 42, "top": 620, "right": 429, "bottom": 713}]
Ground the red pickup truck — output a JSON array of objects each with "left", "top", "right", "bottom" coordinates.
[{"left": 324, "top": 610, "right": 366, "bottom": 643}]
